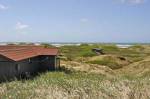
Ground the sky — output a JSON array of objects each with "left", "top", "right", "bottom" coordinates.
[{"left": 0, "top": 0, "right": 150, "bottom": 43}]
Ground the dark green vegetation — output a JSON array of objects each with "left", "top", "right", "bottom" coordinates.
[
  {"left": 87, "top": 59, "right": 122, "bottom": 69},
  {"left": 60, "top": 44, "right": 98, "bottom": 60}
]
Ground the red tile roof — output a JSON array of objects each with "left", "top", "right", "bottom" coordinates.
[{"left": 0, "top": 45, "right": 58, "bottom": 61}]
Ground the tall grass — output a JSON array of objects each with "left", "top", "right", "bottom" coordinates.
[
  {"left": 87, "top": 60, "right": 122, "bottom": 69},
  {"left": 0, "top": 71, "right": 106, "bottom": 99},
  {"left": 60, "top": 44, "right": 149, "bottom": 62},
  {"left": 0, "top": 71, "right": 150, "bottom": 99}
]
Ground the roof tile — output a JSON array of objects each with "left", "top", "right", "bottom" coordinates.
[{"left": 0, "top": 45, "right": 58, "bottom": 61}]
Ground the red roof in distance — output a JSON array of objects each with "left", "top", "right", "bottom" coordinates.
[{"left": 0, "top": 45, "right": 58, "bottom": 61}]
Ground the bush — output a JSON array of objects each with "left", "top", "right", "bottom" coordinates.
[
  {"left": 87, "top": 59, "right": 122, "bottom": 69},
  {"left": 41, "top": 43, "right": 54, "bottom": 48},
  {"left": 60, "top": 45, "right": 98, "bottom": 60},
  {"left": 81, "top": 51, "right": 97, "bottom": 57}
]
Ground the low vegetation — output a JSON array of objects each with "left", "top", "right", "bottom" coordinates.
[
  {"left": 1, "top": 69, "right": 150, "bottom": 99},
  {"left": 86, "top": 55, "right": 129, "bottom": 69},
  {"left": 60, "top": 44, "right": 150, "bottom": 62},
  {"left": 1, "top": 44, "right": 150, "bottom": 99}
]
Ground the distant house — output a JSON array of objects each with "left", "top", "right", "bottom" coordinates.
[
  {"left": 0, "top": 45, "right": 59, "bottom": 81},
  {"left": 92, "top": 48, "right": 104, "bottom": 55}
]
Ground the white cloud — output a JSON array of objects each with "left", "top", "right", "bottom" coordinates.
[
  {"left": 0, "top": 4, "right": 8, "bottom": 10},
  {"left": 15, "top": 22, "right": 29, "bottom": 30},
  {"left": 119, "top": 0, "right": 145, "bottom": 4},
  {"left": 80, "top": 18, "right": 89, "bottom": 22}
]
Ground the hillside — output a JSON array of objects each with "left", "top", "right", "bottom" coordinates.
[
  {"left": 0, "top": 44, "right": 150, "bottom": 99},
  {"left": 116, "top": 56, "right": 150, "bottom": 76}
]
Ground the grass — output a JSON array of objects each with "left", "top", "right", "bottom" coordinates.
[
  {"left": 0, "top": 71, "right": 106, "bottom": 99},
  {"left": 1, "top": 44, "right": 150, "bottom": 98},
  {"left": 60, "top": 44, "right": 150, "bottom": 70},
  {"left": 60, "top": 44, "right": 98, "bottom": 59},
  {"left": 0, "top": 71, "right": 150, "bottom": 99},
  {"left": 87, "top": 60, "right": 122, "bottom": 69},
  {"left": 60, "top": 44, "right": 149, "bottom": 62}
]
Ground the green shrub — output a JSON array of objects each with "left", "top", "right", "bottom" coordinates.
[
  {"left": 41, "top": 43, "right": 54, "bottom": 48},
  {"left": 100, "top": 45, "right": 119, "bottom": 53},
  {"left": 81, "top": 51, "right": 97, "bottom": 57},
  {"left": 60, "top": 45, "right": 98, "bottom": 60},
  {"left": 87, "top": 60, "right": 122, "bottom": 69}
]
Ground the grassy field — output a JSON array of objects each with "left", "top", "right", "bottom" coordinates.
[
  {"left": 60, "top": 44, "right": 150, "bottom": 62},
  {"left": 1, "top": 70, "right": 150, "bottom": 99},
  {"left": 0, "top": 44, "right": 150, "bottom": 99}
]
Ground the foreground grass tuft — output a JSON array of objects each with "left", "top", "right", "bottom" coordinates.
[{"left": 0, "top": 71, "right": 150, "bottom": 99}]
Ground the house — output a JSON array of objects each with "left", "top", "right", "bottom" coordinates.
[
  {"left": 92, "top": 48, "right": 104, "bottom": 55},
  {"left": 0, "top": 45, "right": 59, "bottom": 81}
]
